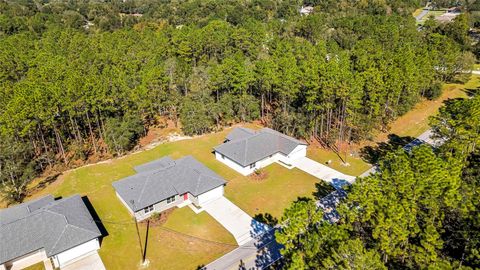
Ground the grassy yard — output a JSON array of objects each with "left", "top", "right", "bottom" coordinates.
[
  {"left": 226, "top": 164, "right": 321, "bottom": 219},
  {"left": 17, "top": 123, "right": 321, "bottom": 270},
  {"left": 23, "top": 263, "right": 44, "bottom": 270}
]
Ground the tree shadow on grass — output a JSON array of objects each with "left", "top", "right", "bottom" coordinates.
[
  {"left": 28, "top": 173, "right": 61, "bottom": 195},
  {"left": 253, "top": 213, "right": 278, "bottom": 227},
  {"left": 464, "top": 85, "right": 480, "bottom": 97},
  {"left": 360, "top": 134, "right": 416, "bottom": 164},
  {"left": 312, "top": 182, "right": 336, "bottom": 200}
]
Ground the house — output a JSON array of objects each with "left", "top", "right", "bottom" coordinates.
[
  {"left": 214, "top": 127, "right": 307, "bottom": 176},
  {"left": 0, "top": 195, "right": 103, "bottom": 270},
  {"left": 112, "top": 156, "right": 226, "bottom": 221}
]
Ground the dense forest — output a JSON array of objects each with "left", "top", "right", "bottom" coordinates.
[
  {"left": 276, "top": 95, "right": 480, "bottom": 269},
  {"left": 0, "top": 0, "right": 477, "bottom": 202}
]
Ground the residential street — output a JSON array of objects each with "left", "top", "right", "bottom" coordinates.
[{"left": 203, "top": 230, "right": 282, "bottom": 270}]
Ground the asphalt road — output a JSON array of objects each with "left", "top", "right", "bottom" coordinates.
[{"left": 203, "top": 230, "right": 282, "bottom": 270}]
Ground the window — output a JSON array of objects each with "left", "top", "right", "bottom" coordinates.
[
  {"left": 221, "top": 154, "right": 225, "bottom": 159},
  {"left": 166, "top": 196, "right": 176, "bottom": 204},
  {"left": 250, "top": 163, "right": 255, "bottom": 169},
  {"left": 144, "top": 205, "right": 154, "bottom": 214}
]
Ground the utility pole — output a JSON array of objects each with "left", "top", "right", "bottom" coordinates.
[{"left": 130, "top": 200, "right": 145, "bottom": 264}]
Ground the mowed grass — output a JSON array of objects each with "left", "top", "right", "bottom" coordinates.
[
  {"left": 16, "top": 123, "right": 320, "bottom": 269},
  {"left": 226, "top": 164, "right": 320, "bottom": 219},
  {"left": 23, "top": 263, "right": 44, "bottom": 270},
  {"left": 306, "top": 147, "right": 371, "bottom": 176}
]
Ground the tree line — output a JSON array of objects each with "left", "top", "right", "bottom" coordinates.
[
  {"left": 0, "top": 0, "right": 475, "bottom": 202},
  {"left": 276, "top": 94, "right": 480, "bottom": 269}
]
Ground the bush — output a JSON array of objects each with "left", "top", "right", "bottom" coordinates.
[{"left": 425, "top": 81, "right": 443, "bottom": 100}]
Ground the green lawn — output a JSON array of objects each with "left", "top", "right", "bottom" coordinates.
[
  {"left": 18, "top": 124, "right": 321, "bottom": 269},
  {"left": 226, "top": 163, "right": 321, "bottom": 219},
  {"left": 307, "top": 147, "right": 371, "bottom": 176},
  {"left": 23, "top": 263, "right": 45, "bottom": 270}
]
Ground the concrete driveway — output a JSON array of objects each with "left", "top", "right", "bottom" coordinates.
[
  {"left": 292, "top": 157, "right": 355, "bottom": 185},
  {"left": 203, "top": 196, "right": 270, "bottom": 246},
  {"left": 61, "top": 252, "right": 106, "bottom": 270}
]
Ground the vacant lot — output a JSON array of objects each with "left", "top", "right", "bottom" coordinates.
[{"left": 308, "top": 75, "right": 477, "bottom": 174}]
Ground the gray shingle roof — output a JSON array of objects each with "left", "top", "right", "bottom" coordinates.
[
  {"left": 225, "top": 127, "right": 255, "bottom": 141},
  {"left": 112, "top": 156, "right": 226, "bottom": 211},
  {"left": 0, "top": 195, "right": 101, "bottom": 264},
  {"left": 214, "top": 127, "right": 307, "bottom": 167},
  {"left": 134, "top": 156, "right": 175, "bottom": 173}
]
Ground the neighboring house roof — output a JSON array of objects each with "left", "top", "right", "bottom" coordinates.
[
  {"left": 112, "top": 156, "right": 226, "bottom": 211},
  {"left": 214, "top": 127, "right": 307, "bottom": 167},
  {"left": 225, "top": 127, "right": 255, "bottom": 142},
  {"left": 0, "top": 195, "right": 101, "bottom": 264}
]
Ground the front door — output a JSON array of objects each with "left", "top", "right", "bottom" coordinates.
[{"left": 183, "top": 193, "right": 188, "bottom": 201}]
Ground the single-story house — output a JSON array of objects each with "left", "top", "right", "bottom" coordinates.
[
  {"left": 112, "top": 156, "right": 226, "bottom": 221},
  {"left": 214, "top": 127, "right": 307, "bottom": 175},
  {"left": 0, "top": 195, "right": 103, "bottom": 270}
]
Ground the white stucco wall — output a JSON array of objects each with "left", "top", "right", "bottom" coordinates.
[
  {"left": 215, "top": 152, "right": 254, "bottom": 175},
  {"left": 215, "top": 146, "right": 308, "bottom": 176},
  {"left": 52, "top": 238, "right": 99, "bottom": 268},
  {"left": 197, "top": 186, "right": 224, "bottom": 206}
]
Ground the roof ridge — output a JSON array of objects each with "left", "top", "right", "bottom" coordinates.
[
  {"left": 45, "top": 207, "right": 98, "bottom": 235},
  {"left": 136, "top": 173, "right": 152, "bottom": 210},
  {"left": 193, "top": 169, "right": 203, "bottom": 195},
  {"left": 49, "top": 224, "right": 68, "bottom": 254},
  {"left": 135, "top": 161, "right": 178, "bottom": 208}
]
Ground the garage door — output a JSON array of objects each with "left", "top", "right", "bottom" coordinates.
[
  {"left": 288, "top": 145, "right": 307, "bottom": 161},
  {"left": 197, "top": 185, "right": 224, "bottom": 206}
]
